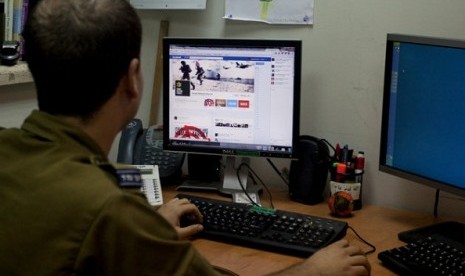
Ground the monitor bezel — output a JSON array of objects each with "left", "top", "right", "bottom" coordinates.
[
  {"left": 162, "top": 37, "right": 302, "bottom": 160},
  {"left": 379, "top": 33, "right": 465, "bottom": 198}
]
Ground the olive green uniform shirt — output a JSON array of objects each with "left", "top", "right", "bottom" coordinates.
[{"left": 0, "top": 110, "right": 219, "bottom": 276}]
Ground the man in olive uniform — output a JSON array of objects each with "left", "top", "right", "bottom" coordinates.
[{"left": 0, "top": 0, "right": 370, "bottom": 275}]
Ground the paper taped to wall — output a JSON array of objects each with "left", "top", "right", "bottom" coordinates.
[{"left": 224, "top": 0, "right": 314, "bottom": 25}]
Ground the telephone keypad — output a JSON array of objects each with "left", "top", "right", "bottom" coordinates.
[{"left": 141, "top": 149, "right": 184, "bottom": 179}]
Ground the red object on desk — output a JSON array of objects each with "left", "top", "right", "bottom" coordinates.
[{"left": 328, "top": 191, "right": 354, "bottom": 217}]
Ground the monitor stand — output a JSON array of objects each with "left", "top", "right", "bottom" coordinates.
[{"left": 176, "top": 156, "right": 262, "bottom": 201}]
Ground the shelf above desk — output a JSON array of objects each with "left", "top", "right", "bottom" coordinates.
[{"left": 0, "top": 62, "right": 33, "bottom": 86}]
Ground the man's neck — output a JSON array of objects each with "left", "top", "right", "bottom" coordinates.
[{"left": 59, "top": 115, "right": 119, "bottom": 156}]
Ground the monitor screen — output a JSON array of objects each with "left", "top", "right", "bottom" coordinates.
[
  {"left": 379, "top": 33, "right": 465, "bottom": 198},
  {"left": 162, "top": 38, "right": 301, "bottom": 194}
]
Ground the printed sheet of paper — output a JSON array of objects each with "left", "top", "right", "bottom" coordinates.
[
  {"left": 224, "top": 0, "right": 314, "bottom": 25},
  {"left": 129, "top": 0, "right": 206, "bottom": 10}
]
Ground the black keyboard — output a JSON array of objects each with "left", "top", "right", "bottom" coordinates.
[
  {"left": 177, "top": 194, "right": 348, "bottom": 256},
  {"left": 378, "top": 235, "right": 465, "bottom": 275}
]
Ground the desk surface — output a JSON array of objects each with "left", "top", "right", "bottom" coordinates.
[{"left": 163, "top": 186, "right": 450, "bottom": 276}]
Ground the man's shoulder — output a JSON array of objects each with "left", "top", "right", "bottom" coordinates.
[{"left": 0, "top": 126, "right": 19, "bottom": 136}]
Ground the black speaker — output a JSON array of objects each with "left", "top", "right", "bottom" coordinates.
[{"left": 289, "top": 135, "right": 331, "bottom": 205}]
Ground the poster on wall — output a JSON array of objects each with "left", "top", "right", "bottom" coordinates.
[
  {"left": 129, "top": 0, "right": 206, "bottom": 9},
  {"left": 224, "top": 0, "right": 314, "bottom": 25}
]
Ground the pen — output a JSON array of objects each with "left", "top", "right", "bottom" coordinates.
[
  {"left": 335, "top": 143, "right": 341, "bottom": 161},
  {"left": 341, "top": 144, "right": 349, "bottom": 164},
  {"left": 348, "top": 149, "right": 353, "bottom": 164}
]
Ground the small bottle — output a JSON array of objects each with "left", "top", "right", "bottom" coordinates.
[{"left": 355, "top": 151, "right": 365, "bottom": 172}]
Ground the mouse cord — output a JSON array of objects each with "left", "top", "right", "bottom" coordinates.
[
  {"left": 348, "top": 225, "right": 376, "bottom": 255},
  {"left": 434, "top": 189, "right": 440, "bottom": 217}
]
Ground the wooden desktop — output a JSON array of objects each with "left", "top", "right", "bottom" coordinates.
[{"left": 163, "top": 186, "right": 452, "bottom": 276}]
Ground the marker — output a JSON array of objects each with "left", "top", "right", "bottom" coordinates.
[
  {"left": 335, "top": 143, "right": 341, "bottom": 161},
  {"left": 335, "top": 163, "right": 347, "bottom": 183}
]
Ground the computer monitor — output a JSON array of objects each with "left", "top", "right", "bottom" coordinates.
[
  {"left": 162, "top": 38, "right": 301, "bottom": 196},
  {"left": 379, "top": 33, "right": 465, "bottom": 201}
]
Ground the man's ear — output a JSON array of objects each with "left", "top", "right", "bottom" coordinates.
[{"left": 127, "top": 58, "right": 143, "bottom": 99}]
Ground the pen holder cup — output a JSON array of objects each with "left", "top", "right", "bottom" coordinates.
[{"left": 329, "top": 168, "right": 364, "bottom": 210}]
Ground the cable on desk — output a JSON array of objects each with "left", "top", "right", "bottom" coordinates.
[
  {"left": 235, "top": 162, "right": 261, "bottom": 207},
  {"left": 348, "top": 225, "right": 376, "bottom": 255},
  {"left": 236, "top": 162, "right": 274, "bottom": 209},
  {"left": 320, "top": 138, "right": 337, "bottom": 153},
  {"left": 266, "top": 157, "right": 289, "bottom": 186},
  {"left": 434, "top": 189, "right": 440, "bottom": 217},
  {"left": 266, "top": 139, "right": 337, "bottom": 188}
]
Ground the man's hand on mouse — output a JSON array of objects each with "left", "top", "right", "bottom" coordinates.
[{"left": 157, "top": 197, "right": 204, "bottom": 239}]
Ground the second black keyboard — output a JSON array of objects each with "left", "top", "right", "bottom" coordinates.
[
  {"left": 177, "top": 194, "right": 348, "bottom": 256},
  {"left": 378, "top": 235, "right": 465, "bottom": 275}
]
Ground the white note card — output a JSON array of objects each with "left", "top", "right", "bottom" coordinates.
[{"left": 129, "top": 0, "right": 206, "bottom": 10}]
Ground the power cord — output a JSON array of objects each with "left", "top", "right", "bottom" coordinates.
[
  {"left": 266, "top": 158, "right": 289, "bottom": 186},
  {"left": 320, "top": 138, "right": 337, "bottom": 154},
  {"left": 434, "top": 189, "right": 440, "bottom": 217},
  {"left": 235, "top": 163, "right": 261, "bottom": 207},
  {"left": 266, "top": 138, "right": 338, "bottom": 188},
  {"left": 236, "top": 162, "right": 275, "bottom": 209},
  {"left": 348, "top": 225, "right": 376, "bottom": 255}
]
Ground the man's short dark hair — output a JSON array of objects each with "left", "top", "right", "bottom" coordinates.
[{"left": 23, "top": 0, "right": 142, "bottom": 120}]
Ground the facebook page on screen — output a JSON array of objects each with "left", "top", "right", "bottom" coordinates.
[{"left": 167, "top": 44, "right": 296, "bottom": 153}]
